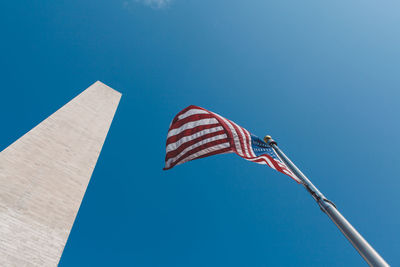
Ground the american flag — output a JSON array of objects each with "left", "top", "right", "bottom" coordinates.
[{"left": 163, "top": 105, "right": 300, "bottom": 183}]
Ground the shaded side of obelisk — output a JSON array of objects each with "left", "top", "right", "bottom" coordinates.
[{"left": 0, "top": 81, "right": 121, "bottom": 266}]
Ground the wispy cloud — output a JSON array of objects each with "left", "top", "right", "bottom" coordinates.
[{"left": 123, "top": 0, "right": 172, "bottom": 9}]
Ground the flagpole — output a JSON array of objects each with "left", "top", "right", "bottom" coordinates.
[{"left": 264, "top": 136, "right": 389, "bottom": 267}]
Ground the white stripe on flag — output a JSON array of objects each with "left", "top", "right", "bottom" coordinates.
[
  {"left": 175, "top": 142, "right": 231, "bottom": 166},
  {"left": 166, "top": 126, "right": 224, "bottom": 153},
  {"left": 230, "top": 121, "right": 251, "bottom": 158},
  {"left": 250, "top": 156, "right": 277, "bottom": 170},
  {"left": 243, "top": 129, "right": 256, "bottom": 157},
  {"left": 167, "top": 118, "right": 219, "bottom": 138},
  {"left": 165, "top": 134, "right": 228, "bottom": 167},
  {"left": 211, "top": 112, "right": 244, "bottom": 156},
  {"left": 178, "top": 108, "right": 209, "bottom": 120}
]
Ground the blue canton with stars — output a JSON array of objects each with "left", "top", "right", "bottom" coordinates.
[{"left": 250, "top": 135, "right": 280, "bottom": 160}]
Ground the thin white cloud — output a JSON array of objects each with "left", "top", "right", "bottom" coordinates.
[{"left": 124, "top": 0, "right": 172, "bottom": 9}]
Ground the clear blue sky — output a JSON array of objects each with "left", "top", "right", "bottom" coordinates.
[{"left": 1, "top": 0, "right": 399, "bottom": 266}]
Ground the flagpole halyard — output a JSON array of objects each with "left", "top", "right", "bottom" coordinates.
[{"left": 263, "top": 135, "right": 389, "bottom": 267}]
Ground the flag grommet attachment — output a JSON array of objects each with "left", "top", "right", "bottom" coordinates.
[{"left": 264, "top": 135, "right": 277, "bottom": 146}]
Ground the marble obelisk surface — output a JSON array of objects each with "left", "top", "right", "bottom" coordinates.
[{"left": 0, "top": 81, "right": 121, "bottom": 266}]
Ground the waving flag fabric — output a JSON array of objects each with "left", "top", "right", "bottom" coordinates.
[{"left": 164, "top": 105, "right": 300, "bottom": 183}]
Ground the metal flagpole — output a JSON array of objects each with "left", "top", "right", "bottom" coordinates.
[{"left": 263, "top": 136, "right": 389, "bottom": 267}]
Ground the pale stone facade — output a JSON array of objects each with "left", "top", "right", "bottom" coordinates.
[{"left": 0, "top": 81, "right": 121, "bottom": 266}]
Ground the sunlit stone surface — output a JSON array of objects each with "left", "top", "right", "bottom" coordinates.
[{"left": 0, "top": 81, "right": 121, "bottom": 266}]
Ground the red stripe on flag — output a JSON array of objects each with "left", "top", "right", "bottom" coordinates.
[
  {"left": 168, "top": 113, "right": 215, "bottom": 130},
  {"left": 229, "top": 119, "right": 248, "bottom": 157},
  {"left": 165, "top": 139, "right": 231, "bottom": 169},
  {"left": 166, "top": 123, "right": 221, "bottom": 144},
  {"left": 170, "top": 105, "right": 203, "bottom": 124},
  {"left": 165, "top": 130, "right": 226, "bottom": 159},
  {"left": 250, "top": 157, "right": 275, "bottom": 169},
  {"left": 209, "top": 112, "right": 236, "bottom": 151},
  {"left": 164, "top": 146, "right": 232, "bottom": 170}
]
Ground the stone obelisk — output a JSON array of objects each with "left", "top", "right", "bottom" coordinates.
[{"left": 0, "top": 81, "right": 121, "bottom": 266}]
